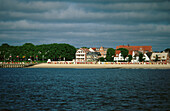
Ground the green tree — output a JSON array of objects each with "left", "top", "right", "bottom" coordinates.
[
  {"left": 139, "top": 53, "right": 144, "bottom": 62},
  {"left": 155, "top": 55, "right": 158, "bottom": 62},
  {"left": 117, "top": 48, "right": 129, "bottom": 61},
  {"left": 106, "top": 48, "right": 115, "bottom": 62},
  {"left": 81, "top": 47, "right": 88, "bottom": 49},
  {"left": 99, "top": 57, "right": 105, "bottom": 62},
  {"left": 165, "top": 48, "right": 170, "bottom": 53},
  {"left": 1, "top": 43, "right": 10, "bottom": 47},
  {"left": 128, "top": 55, "right": 132, "bottom": 62},
  {"left": 0, "top": 43, "right": 76, "bottom": 62}
]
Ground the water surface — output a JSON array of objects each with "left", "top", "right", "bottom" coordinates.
[{"left": 0, "top": 68, "right": 170, "bottom": 110}]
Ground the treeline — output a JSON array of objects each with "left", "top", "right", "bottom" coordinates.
[{"left": 0, "top": 43, "right": 76, "bottom": 62}]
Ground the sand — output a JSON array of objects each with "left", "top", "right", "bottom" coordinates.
[{"left": 28, "top": 63, "right": 170, "bottom": 69}]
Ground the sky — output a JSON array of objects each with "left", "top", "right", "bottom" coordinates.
[{"left": 0, "top": 0, "right": 170, "bottom": 51}]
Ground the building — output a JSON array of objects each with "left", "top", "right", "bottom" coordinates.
[
  {"left": 151, "top": 52, "right": 169, "bottom": 62},
  {"left": 96, "top": 46, "right": 108, "bottom": 58},
  {"left": 114, "top": 50, "right": 125, "bottom": 61},
  {"left": 114, "top": 49, "right": 150, "bottom": 62},
  {"left": 87, "top": 52, "right": 101, "bottom": 61},
  {"left": 116, "top": 45, "right": 152, "bottom": 55},
  {"left": 89, "top": 48, "right": 96, "bottom": 52},
  {"left": 76, "top": 47, "right": 107, "bottom": 62},
  {"left": 75, "top": 48, "right": 89, "bottom": 61}
]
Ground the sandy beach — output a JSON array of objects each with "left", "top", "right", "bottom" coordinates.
[{"left": 28, "top": 63, "right": 170, "bottom": 69}]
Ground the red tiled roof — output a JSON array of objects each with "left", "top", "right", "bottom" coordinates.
[
  {"left": 91, "top": 48, "right": 96, "bottom": 50},
  {"left": 115, "top": 50, "right": 133, "bottom": 57},
  {"left": 115, "top": 50, "right": 121, "bottom": 57},
  {"left": 116, "top": 45, "right": 152, "bottom": 55},
  {"left": 115, "top": 50, "right": 121, "bottom": 54},
  {"left": 116, "top": 45, "right": 152, "bottom": 51}
]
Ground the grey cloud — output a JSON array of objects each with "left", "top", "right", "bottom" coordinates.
[
  {"left": 78, "top": 2, "right": 170, "bottom": 12},
  {"left": 0, "top": 0, "right": 68, "bottom": 12},
  {"left": 0, "top": 0, "right": 170, "bottom": 51},
  {"left": 1, "top": 7, "right": 170, "bottom": 24},
  {"left": 1, "top": 20, "right": 170, "bottom": 34}
]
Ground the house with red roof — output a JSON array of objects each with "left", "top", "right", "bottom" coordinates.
[
  {"left": 114, "top": 50, "right": 125, "bottom": 61},
  {"left": 115, "top": 45, "right": 152, "bottom": 62},
  {"left": 89, "top": 48, "right": 96, "bottom": 52},
  {"left": 116, "top": 45, "right": 152, "bottom": 55},
  {"left": 96, "top": 46, "right": 108, "bottom": 58}
]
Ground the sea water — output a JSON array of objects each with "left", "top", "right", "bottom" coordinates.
[{"left": 0, "top": 68, "right": 169, "bottom": 110}]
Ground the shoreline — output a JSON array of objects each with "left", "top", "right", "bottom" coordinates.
[{"left": 28, "top": 63, "right": 170, "bottom": 69}]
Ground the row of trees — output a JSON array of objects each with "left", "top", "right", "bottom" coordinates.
[{"left": 0, "top": 43, "right": 76, "bottom": 62}]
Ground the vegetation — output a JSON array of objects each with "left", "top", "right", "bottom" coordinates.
[
  {"left": 155, "top": 55, "right": 158, "bottom": 62},
  {"left": 117, "top": 48, "right": 129, "bottom": 60},
  {"left": 139, "top": 53, "right": 145, "bottom": 62},
  {"left": 0, "top": 43, "right": 76, "bottom": 62},
  {"left": 146, "top": 52, "right": 152, "bottom": 59},
  {"left": 165, "top": 48, "right": 170, "bottom": 52},
  {"left": 128, "top": 55, "right": 132, "bottom": 62},
  {"left": 98, "top": 57, "right": 105, "bottom": 62},
  {"left": 106, "top": 48, "right": 115, "bottom": 62},
  {"left": 81, "top": 47, "right": 89, "bottom": 49}
]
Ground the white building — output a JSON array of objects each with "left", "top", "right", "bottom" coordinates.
[
  {"left": 115, "top": 50, "right": 150, "bottom": 62},
  {"left": 89, "top": 48, "right": 95, "bottom": 52},
  {"left": 75, "top": 48, "right": 89, "bottom": 62},
  {"left": 143, "top": 53, "right": 150, "bottom": 61},
  {"left": 114, "top": 52, "right": 125, "bottom": 61},
  {"left": 151, "top": 52, "right": 169, "bottom": 62}
]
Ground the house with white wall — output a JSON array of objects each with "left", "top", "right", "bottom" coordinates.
[
  {"left": 151, "top": 52, "right": 169, "bottom": 62},
  {"left": 114, "top": 50, "right": 128, "bottom": 61},
  {"left": 115, "top": 50, "right": 150, "bottom": 62},
  {"left": 75, "top": 48, "right": 89, "bottom": 62}
]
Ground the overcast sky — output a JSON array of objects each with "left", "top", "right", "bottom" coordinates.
[{"left": 0, "top": 0, "right": 170, "bottom": 51}]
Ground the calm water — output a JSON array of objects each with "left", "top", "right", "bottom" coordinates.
[{"left": 0, "top": 68, "right": 170, "bottom": 111}]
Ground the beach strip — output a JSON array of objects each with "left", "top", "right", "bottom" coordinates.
[{"left": 28, "top": 63, "right": 170, "bottom": 69}]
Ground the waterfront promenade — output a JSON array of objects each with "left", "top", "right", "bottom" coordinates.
[
  {"left": 0, "top": 62, "right": 37, "bottom": 68},
  {"left": 29, "top": 63, "right": 170, "bottom": 69}
]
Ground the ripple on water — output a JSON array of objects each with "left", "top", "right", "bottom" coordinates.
[{"left": 0, "top": 68, "right": 170, "bottom": 110}]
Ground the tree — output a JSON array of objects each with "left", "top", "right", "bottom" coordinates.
[
  {"left": 139, "top": 53, "right": 144, "bottom": 62},
  {"left": 0, "top": 43, "right": 76, "bottom": 62},
  {"left": 22, "top": 43, "right": 34, "bottom": 47},
  {"left": 165, "top": 48, "right": 170, "bottom": 52},
  {"left": 117, "top": 48, "right": 129, "bottom": 61},
  {"left": 106, "top": 48, "right": 115, "bottom": 62},
  {"left": 81, "top": 47, "right": 88, "bottom": 49},
  {"left": 128, "top": 55, "right": 132, "bottom": 62},
  {"left": 155, "top": 55, "right": 158, "bottom": 62},
  {"left": 99, "top": 57, "right": 105, "bottom": 62},
  {"left": 146, "top": 52, "right": 152, "bottom": 59},
  {"left": 1, "top": 43, "right": 10, "bottom": 47}
]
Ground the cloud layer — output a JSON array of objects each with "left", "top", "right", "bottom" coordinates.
[{"left": 0, "top": 0, "right": 170, "bottom": 50}]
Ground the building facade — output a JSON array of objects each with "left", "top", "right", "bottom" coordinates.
[
  {"left": 116, "top": 45, "right": 152, "bottom": 55},
  {"left": 75, "top": 48, "right": 89, "bottom": 62},
  {"left": 96, "top": 46, "right": 108, "bottom": 58},
  {"left": 151, "top": 52, "right": 169, "bottom": 62},
  {"left": 87, "top": 52, "right": 101, "bottom": 61}
]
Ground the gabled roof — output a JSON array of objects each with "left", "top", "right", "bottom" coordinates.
[
  {"left": 115, "top": 50, "right": 121, "bottom": 57},
  {"left": 91, "top": 48, "right": 96, "bottom": 50}
]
